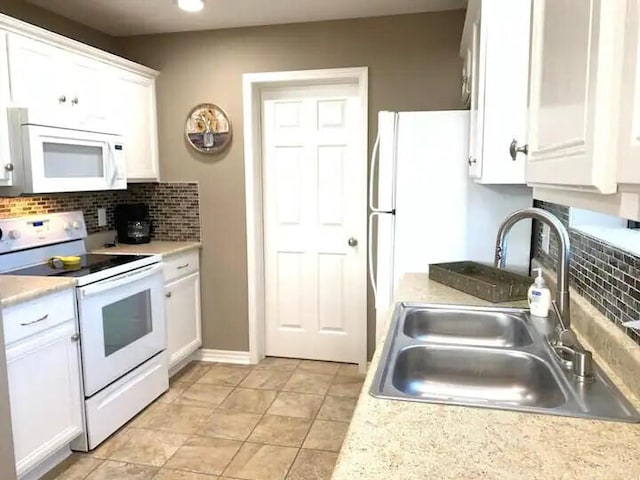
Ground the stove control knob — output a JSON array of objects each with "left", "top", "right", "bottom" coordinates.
[
  {"left": 64, "top": 222, "right": 72, "bottom": 231},
  {"left": 8, "top": 229, "right": 20, "bottom": 240},
  {"left": 72, "top": 221, "right": 81, "bottom": 230}
]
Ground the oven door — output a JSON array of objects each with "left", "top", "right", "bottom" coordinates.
[
  {"left": 77, "top": 263, "right": 166, "bottom": 397},
  {"left": 21, "top": 125, "right": 126, "bottom": 193}
]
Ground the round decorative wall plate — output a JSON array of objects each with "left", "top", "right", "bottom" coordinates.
[{"left": 185, "top": 103, "right": 232, "bottom": 154}]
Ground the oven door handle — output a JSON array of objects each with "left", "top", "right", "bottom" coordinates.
[{"left": 80, "top": 263, "right": 162, "bottom": 298}]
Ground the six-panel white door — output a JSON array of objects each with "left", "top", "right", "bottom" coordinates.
[{"left": 262, "top": 84, "right": 366, "bottom": 363}]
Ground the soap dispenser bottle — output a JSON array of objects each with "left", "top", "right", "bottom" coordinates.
[{"left": 528, "top": 268, "right": 551, "bottom": 317}]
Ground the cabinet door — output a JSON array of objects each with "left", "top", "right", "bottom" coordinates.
[
  {"left": 165, "top": 272, "right": 202, "bottom": 368},
  {"left": 65, "top": 53, "right": 113, "bottom": 130},
  {"left": 526, "top": 0, "right": 623, "bottom": 193},
  {"left": 477, "top": 0, "right": 530, "bottom": 184},
  {"left": 0, "top": 32, "right": 12, "bottom": 186},
  {"left": 6, "top": 321, "right": 83, "bottom": 476},
  {"left": 468, "top": 17, "right": 483, "bottom": 178},
  {"left": 617, "top": 0, "right": 640, "bottom": 188},
  {"left": 116, "top": 71, "right": 160, "bottom": 181},
  {"left": 6, "top": 34, "right": 65, "bottom": 111}
]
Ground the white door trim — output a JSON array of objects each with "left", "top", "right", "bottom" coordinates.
[{"left": 242, "top": 67, "right": 369, "bottom": 369}]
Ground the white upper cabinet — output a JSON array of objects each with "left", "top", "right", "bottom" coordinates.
[
  {"left": 0, "top": 14, "right": 161, "bottom": 185},
  {"left": 617, "top": 0, "right": 640, "bottom": 189},
  {"left": 7, "top": 34, "right": 114, "bottom": 131},
  {"left": 6, "top": 34, "right": 63, "bottom": 112},
  {"left": 460, "top": 0, "right": 531, "bottom": 184},
  {"left": 115, "top": 70, "right": 160, "bottom": 182},
  {"left": 526, "top": 0, "right": 625, "bottom": 194},
  {"left": 0, "top": 31, "right": 11, "bottom": 187}
]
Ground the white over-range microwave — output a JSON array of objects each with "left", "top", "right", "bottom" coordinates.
[{"left": 4, "top": 108, "right": 127, "bottom": 194}]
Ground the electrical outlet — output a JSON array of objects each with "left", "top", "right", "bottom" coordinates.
[
  {"left": 97, "top": 208, "right": 107, "bottom": 227},
  {"left": 541, "top": 223, "right": 551, "bottom": 254}
]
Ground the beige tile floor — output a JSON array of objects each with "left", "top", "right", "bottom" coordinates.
[{"left": 44, "top": 358, "right": 366, "bottom": 480}]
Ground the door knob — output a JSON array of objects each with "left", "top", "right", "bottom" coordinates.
[
  {"left": 348, "top": 237, "right": 358, "bottom": 247},
  {"left": 509, "top": 139, "right": 528, "bottom": 161}
]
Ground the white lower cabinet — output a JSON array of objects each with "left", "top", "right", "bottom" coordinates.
[
  {"left": 164, "top": 251, "right": 202, "bottom": 370},
  {"left": 3, "top": 290, "right": 83, "bottom": 478}
]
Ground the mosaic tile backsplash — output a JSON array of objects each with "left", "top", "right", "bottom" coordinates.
[
  {"left": 0, "top": 182, "right": 201, "bottom": 241},
  {"left": 532, "top": 200, "right": 640, "bottom": 345}
]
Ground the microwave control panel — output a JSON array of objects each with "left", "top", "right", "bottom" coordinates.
[{"left": 0, "top": 211, "right": 87, "bottom": 254}]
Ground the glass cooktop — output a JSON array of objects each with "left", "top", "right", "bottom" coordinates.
[{"left": 9, "top": 254, "right": 148, "bottom": 278}]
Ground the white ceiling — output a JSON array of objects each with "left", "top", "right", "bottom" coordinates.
[{"left": 26, "top": 0, "right": 467, "bottom": 37}]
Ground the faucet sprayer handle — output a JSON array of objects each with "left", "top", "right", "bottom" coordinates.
[{"left": 551, "top": 300, "right": 576, "bottom": 347}]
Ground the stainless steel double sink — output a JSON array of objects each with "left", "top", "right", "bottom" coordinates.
[{"left": 370, "top": 303, "right": 640, "bottom": 422}]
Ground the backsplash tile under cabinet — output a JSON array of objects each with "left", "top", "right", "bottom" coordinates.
[
  {"left": 532, "top": 200, "right": 640, "bottom": 345},
  {"left": 0, "top": 191, "right": 123, "bottom": 234},
  {"left": 0, "top": 182, "right": 201, "bottom": 241},
  {"left": 126, "top": 183, "right": 201, "bottom": 242}
]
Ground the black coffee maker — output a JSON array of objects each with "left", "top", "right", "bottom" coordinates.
[{"left": 115, "top": 203, "right": 152, "bottom": 244}]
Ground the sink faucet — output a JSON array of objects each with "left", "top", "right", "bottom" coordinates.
[{"left": 494, "top": 207, "right": 571, "bottom": 326}]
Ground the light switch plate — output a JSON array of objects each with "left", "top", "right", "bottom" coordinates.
[
  {"left": 97, "top": 208, "right": 107, "bottom": 227},
  {"left": 541, "top": 223, "right": 551, "bottom": 254}
]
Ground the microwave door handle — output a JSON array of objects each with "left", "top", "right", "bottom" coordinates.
[
  {"left": 80, "top": 263, "right": 162, "bottom": 298},
  {"left": 106, "top": 142, "right": 117, "bottom": 186}
]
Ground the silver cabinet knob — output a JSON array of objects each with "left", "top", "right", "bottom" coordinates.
[
  {"left": 348, "top": 237, "right": 358, "bottom": 247},
  {"left": 467, "top": 156, "right": 477, "bottom": 166},
  {"left": 509, "top": 139, "right": 528, "bottom": 161},
  {"left": 4, "top": 163, "right": 13, "bottom": 172},
  {"left": 71, "top": 333, "right": 80, "bottom": 342},
  {"left": 71, "top": 97, "right": 79, "bottom": 105},
  {"left": 58, "top": 95, "right": 67, "bottom": 103},
  {"left": 165, "top": 292, "right": 172, "bottom": 298}
]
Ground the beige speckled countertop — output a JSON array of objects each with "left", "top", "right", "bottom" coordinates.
[
  {"left": 0, "top": 275, "right": 76, "bottom": 308},
  {"left": 92, "top": 241, "right": 201, "bottom": 258},
  {"left": 332, "top": 273, "right": 640, "bottom": 480}
]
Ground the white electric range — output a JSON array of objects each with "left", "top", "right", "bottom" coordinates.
[{"left": 0, "top": 211, "right": 168, "bottom": 451}]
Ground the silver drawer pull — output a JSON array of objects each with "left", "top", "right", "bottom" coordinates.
[
  {"left": 21, "top": 314, "right": 49, "bottom": 326},
  {"left": 177, "top": 263, "right": 189, "bottom": 270}
]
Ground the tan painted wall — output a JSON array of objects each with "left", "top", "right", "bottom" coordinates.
[
  {"left": 118, "top": 11, "right": 466, "bottom": 355},
  {"left": 0, "top": 0, "right": 118, "bottom": 52}
]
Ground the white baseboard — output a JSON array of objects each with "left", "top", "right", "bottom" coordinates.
[
  {"left": 20, "top": 444, "right": 71, "bottom": 480},
  {"left": 193, "top": 349, "right": 252, "bottom": 365}
]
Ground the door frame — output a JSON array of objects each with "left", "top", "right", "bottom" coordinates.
[{"left": 242, "top": 67, "right": 369, "bottom": 368}]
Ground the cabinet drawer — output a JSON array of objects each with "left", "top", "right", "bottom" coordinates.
[
  {"left": 3, "top": 289, "right": 76, "bottom": 345},
  {"left": 163, "top": 250, "right": 199, "bottom": 282}
]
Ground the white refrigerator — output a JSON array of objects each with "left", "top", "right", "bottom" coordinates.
[{"left": 368, "top": 111, "right": 533, "bottom": 342}]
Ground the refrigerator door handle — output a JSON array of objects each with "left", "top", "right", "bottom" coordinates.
[
  {"left": 368, "top": 129, "right": 382, "bottom": 212},
  {"left": 368, "top": 212, "right": 380, "bottom": 299}
]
